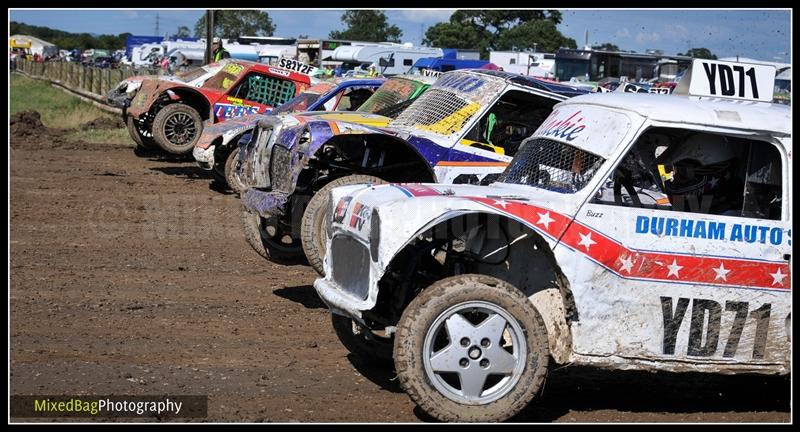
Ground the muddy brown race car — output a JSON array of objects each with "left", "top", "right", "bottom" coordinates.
[{"left": 108, "top": 59, "right": 315, "bottom": 155}]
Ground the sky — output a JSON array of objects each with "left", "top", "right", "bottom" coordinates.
[{"left": 8, "top": 9, "right": 792, "bottom": 62}]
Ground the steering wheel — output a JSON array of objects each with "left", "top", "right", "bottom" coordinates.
[{"left": 493, "top": 121, "right": 530, "bottom": 155}]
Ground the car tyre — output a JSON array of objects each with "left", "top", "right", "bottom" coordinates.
[
  {"left": 152, "top": 103, "right": 204, "bottom": 155},
  {"left": 301, "top": 175, "right": 386, "bottom": 275},
  {"left": 394, "top": 274, "right": 550, "bottom": 422}
]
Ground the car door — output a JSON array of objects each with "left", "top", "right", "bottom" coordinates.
[{"left": 565, "top": 125, "right": 791, "bottom": 370}]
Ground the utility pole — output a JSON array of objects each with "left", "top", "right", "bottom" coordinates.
[
  {"left": 155, "top": 12, "right": 160, "bottom": 37},
  {"left": 204, "top": 10, "right": 215, "bottom": 64}
]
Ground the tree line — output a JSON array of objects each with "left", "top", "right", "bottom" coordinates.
[{"left": 13, "top": 11, "right": 717, "bottom": 60}]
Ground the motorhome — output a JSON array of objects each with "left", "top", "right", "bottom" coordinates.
[
  {"left": 331, "top": 43, "right": 443, "bottom": 76},
  {"left": 490, "top": 51, "right": 556, "bottom": 77}
]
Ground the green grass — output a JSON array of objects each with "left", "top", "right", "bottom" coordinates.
[{"left": 11, "top": 73, "right": 134, "bottom": 146}]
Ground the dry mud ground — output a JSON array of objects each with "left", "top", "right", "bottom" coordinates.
[{"left": 10, "top": 116, "right": 791, "bottom": 422}]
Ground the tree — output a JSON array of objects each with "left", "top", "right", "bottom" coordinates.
[
  {"left": 591, "top": 42, "right": 619, "bottom": 51},
  {"left": 328, "top": 10, "right": 402, "bottom": 43},
  {"left": 678, "top": 47, "right": 717, "bottom": 59},
  {"left": 193, "top": 10, "right": 275, "bottom": 39},
  {"left": 175, "top": 26, "right": 191, "bottom": 38},
  {"left": 498, "top": 20, "right": 577, "bottom": 53},
  {"left": 423, "top": 22, "right": 491, "bottom": 54},
  {"left": 424, "top": 10, "right": 572, "bottom": 59}
]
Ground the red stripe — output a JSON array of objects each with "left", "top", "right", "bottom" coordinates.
[
  {"left": 400, "top": 184, "right": 442, "bottom": 197},
  {"left": 470, "top": 198, "right": 791, "bottom": 291}
]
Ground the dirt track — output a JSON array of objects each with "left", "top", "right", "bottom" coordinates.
[{"left": 10, "top": 116, "right": 791, "bottom": 422}]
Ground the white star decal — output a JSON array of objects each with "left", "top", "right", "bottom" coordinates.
[
  {"left": 709, "top": 177, "right": 720, "bottom": 189},
  {"left": 666, "top": 259, "right": 683, "bottom": 278},
  {"left": 577, "top": 232, "right": 596, "bottom": 251},
  {"left": 492, "top": 199, "right": 509, "bottom": 209},
  {"left": 618, "top": 255, "right": 634, "bottom": 274},
  {"left": 712, "top": 262, "right": 731, "bottom": 281},
  {"left": 536, "top": 211, "right": 554, "bottom": 230},
  {"left": 770, "top": 267, "right": 787, "bottom": 286}
]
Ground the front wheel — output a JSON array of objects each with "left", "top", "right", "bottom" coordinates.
[
  {"left": 241, "top": 207, "right": 305, "bottom": 265},
  {"left": 152, "top": 104, "right": 204, "bottom": 155},
  {"left": 394, "top": 274, "right": 550, "bottom": 422},
  {"left": 331, "top": 314, "right": 394, "bottom": 364},
  {"left": 301, "top": 175, "right": 386, "bottom": 275}
]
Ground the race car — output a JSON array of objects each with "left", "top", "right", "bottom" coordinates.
[
  {"left": 314, "top": 59, "right": 791, "bottom": 422},
  {"left": 110, "top": 58, "right": 316, "bottom": 155},
  {"left": 238, "top": 70, "right": 589, "bottom": 273},
  {"left": 235, "top": 73, "right": 436, "bottom": 264},
  {"left": 192, "top": 77, "right": 385, "bottom": 192}
]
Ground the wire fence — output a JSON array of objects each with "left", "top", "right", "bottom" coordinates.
[{"left": 13, "top": 59, "right": 159, "bottom": 106}]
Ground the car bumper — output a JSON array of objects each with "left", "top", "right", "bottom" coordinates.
[
  {"left": 314, "top": 278, "right": 366, "bottom": 320},
  {"left": 241, "top": 187, "right": 289, "bottom": 218},
  {"left": 107, "top": 89, "right": 132, "bottom": 109},
  {"left": 193, "top": 145, "right": 215, "bottom": 170}
]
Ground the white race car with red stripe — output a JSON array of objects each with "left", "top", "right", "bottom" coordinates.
[{"left": 313, "top": 59, "right": 791, "bottom": 422}]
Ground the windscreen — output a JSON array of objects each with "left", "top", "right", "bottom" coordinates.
[
  {"left": 500, "top": 137, "right": 604, "bottom": 194},
  {"left": 357, "top": 77, "right": 423, "bottom": 114}
]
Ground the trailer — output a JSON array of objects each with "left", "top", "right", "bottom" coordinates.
[{"left": 331, "top": 43, "right": 444, "bottom": 76}]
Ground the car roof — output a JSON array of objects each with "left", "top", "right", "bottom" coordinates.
[
  {"left": 470, "top": 69, "right": 591, "bottom": 97},
  {"left": 394, "top": 74, "right": 439, "bottom": 85},
  {"left": 559, "top": 92, "right": 791, "bottom": 137}
]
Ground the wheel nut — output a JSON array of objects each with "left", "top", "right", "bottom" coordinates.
[
  {"left": 480, "top": 338, "right": 490, "bottom": 348},
  {"left": 460, "top": 337, "right": 470, "bottom": 347},
  {"left": 480, "top": 359, "right": 490, "bottom": 368},
  {"left": 459, "top": 358, "right": 469, "bottom": 368}
]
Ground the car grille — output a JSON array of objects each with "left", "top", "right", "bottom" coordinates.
[
  {"left": 269, "top": 144, "right": 293, "bottom": 193},
  {"left": 330, "top": 236, "right": 371, "bottom": 301},
  {"left": 239, "top": 126, "right": 274, "bottom": 188}
]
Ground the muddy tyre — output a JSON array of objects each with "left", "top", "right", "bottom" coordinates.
[
  {"left": 127, "top": 115, "right": 157, "bottom": 152},
  {"left": 394, "top": 274, "right": 550, "bottom": 422},
  {"left": 301, "top": 175, "right": 386, "bottom": 275},
  {"left": 331, "top": 314, "right": 394, "bottom": 364},
  {"left": 152, "top": 104, "right": 203, "bottom": 155},
  {"left": 241, "top": 207, "right": 305, "bottom": 265},
  {"left": 223, "top": 146, "right": 245, "bottom": 194}
]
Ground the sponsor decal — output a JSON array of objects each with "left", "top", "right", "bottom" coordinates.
[
  {"left": 635, "top": 215, "right": 787, "bottom": 246},
  {"left": 268, "top": 67, "right": 291, "bottom": 77},
  {"left": 536, "top": 109, "right": 586, "bottom": 142},
  {"left": 222, "top": 63, "right": 245, "bottom": 76},
  {"left": 348, "top": 202, "right": 371, "bottom": 230},
  {"left": 214, "top": 103, "right": 262, "bottom": 119},
  {"left": 436, "top": 74, "right": 486, "bottom": 93},
  {"left": 333, "top": 197, "right": 353, "bottom": 224}
]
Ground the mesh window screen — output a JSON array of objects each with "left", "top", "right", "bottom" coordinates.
[
  {"left": 391, "top": 88, "right": 481, "bottom": 136},
  {"left": 247, "top": 74, "right": 297, "bottom": 107},
  {"left": 501, "top": 138, "right": 604, "bottom": 193}
]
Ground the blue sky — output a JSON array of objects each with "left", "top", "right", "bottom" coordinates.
[{"left": 9, "top": 9, "right": 791, "bottom": 62}]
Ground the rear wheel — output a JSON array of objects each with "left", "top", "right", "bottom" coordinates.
[
  {"left": 152, "top": 104, "right": 204, "bottom": 155},
  {"left": 241, "top": 207, "right": 305, "bottom": 265},
  {"left": 301, "top": 175, "right": 386, "bottom": 275},
  {"left": 394, "top": 274, "right": 550, "bottom": 422}
]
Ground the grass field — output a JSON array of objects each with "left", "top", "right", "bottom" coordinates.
[{"left": 10, "top": 73, "right": 134, "bottom": 145}]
